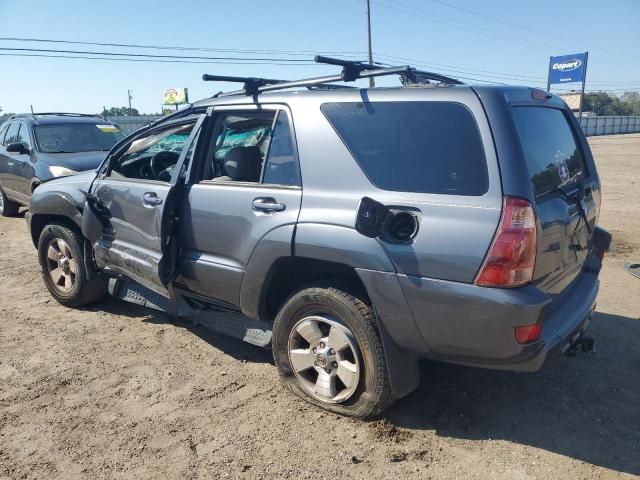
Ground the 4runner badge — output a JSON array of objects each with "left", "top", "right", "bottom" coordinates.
[{"left": 555, "top": 150, "right": 570, "bottom": 183}]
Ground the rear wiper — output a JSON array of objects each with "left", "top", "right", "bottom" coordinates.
[{"left": 556, "top": 184, "right": 592, "bottom": 234}]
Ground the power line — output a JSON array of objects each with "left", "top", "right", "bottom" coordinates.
[
  {"left": 0, "top": 36, "right": 367, "bottom": 57},
  {"left": 0, "top": 47, "right": 315, "bottom": 62},
  {"left": 424, "top": 0, "right": 631, "bottom": 57},
  {"left": 371, "top": 0, "right": 559, "bottom": 52},
  {"left": 375, "top": 53, "right": 545, "bottom": 82},
  {"left": 3, "top": 39, "right": 638, "bottom": 89},
  {"left": 0, "top": 53, "right": 319, "bottom": 66}
]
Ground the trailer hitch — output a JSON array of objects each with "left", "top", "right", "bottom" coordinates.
[{"left": 566, "top": 336, "right": 595, "bottom": 356}]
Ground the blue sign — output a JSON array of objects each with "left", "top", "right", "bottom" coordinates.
[{"left": 548, "top": 52, "right": 588, "bottom": 84}]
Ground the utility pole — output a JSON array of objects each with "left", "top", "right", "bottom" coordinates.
[
  {"left": 127, "top": 89, "right": 133, "bottom": 115},
  {"left": 365, "top": 0, "right": 375, "bottom": 88}
]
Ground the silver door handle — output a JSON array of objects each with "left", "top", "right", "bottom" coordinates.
[
  {"left": 252, "top": 197, "right": 286, "bottom": 213},
  {"left": 7, "top": 161, "right": 14, "bottom": 167},
  {"left": 142, "top": 192, "right": 163, "bottom": 206}
]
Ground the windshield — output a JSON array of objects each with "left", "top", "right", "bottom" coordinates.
[
  {"left": 34, "top": 123, "right": 125, "bottom": 153},
  {"left": 512, "top": 107, "right": 588, "bottom": 198}
]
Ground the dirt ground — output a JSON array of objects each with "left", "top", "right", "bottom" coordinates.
[{"left": 1, "top": 134, "right": 639, "bottom": 480}]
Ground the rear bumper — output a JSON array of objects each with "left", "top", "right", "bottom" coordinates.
[{"left": 357, "top": 268, "right": 599, "bottom": 372}]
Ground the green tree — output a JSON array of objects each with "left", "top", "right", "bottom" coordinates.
[
  {"left": 101, "top": 106, "right": 140, "bottom": 116},
  {"left": 620, "top": 91, "right": 640, "bottom": 115},
  {"left": 581, "top": 91, "right": 639, "bottom": 116}
]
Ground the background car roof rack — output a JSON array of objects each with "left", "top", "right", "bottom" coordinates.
[
  {"left": 203, "top": 55, "right": 463, "bottom": 97},
  {"left": 33, "top": 112, "right": 103, "bottom": 117}
]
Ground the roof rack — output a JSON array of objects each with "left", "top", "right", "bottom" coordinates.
[
  {"left": 10, "top": 112, "right": 105, "bottom": 121},
  {"left": 35, "top": 112, "right": 102, "bottom": 117},
  {"left": 202, "top": 56, "right": 463, "bottom": 97}
]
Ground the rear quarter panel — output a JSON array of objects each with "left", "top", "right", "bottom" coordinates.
[{"left": 290, "top": 88, "right": 502, "bottom": 283}]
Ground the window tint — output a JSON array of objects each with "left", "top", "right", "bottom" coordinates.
[
  {"left": 263, "top": 111, "right": 300, "bottom": 186},
  {"left": 34, "top": 123, "right": 125, "bottom": 153},
  {"left": 16, "top": 124, "right": 31, "bottom": 149},
  {"left": 512, "top": 107, "right": 587, "bottom": 198},
  {"left": 110, "top": 122, "right": 194, "bottom": 182},
  {"left": 4, "top": 123, "right": 20, "bottom": 146},
  {"left": 0, "top": 124, "right": 8, "bottom": 145},
  {"left": 321, "top": 102, "right": 488, "bottom": 195}
]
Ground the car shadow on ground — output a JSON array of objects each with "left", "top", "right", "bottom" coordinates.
[
  {"left": 386, "top": 311, "right": 640, "bottom": 476},
  {"left": 89, "top": 298, "right": 639, "bottom": 475},
  {"left": 91, "top": 297, "right": 273, "bottom": 365}
]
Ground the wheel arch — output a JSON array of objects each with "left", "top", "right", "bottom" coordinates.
[{"left": 240, "top": 222, "right": 395, "bottom": 321}]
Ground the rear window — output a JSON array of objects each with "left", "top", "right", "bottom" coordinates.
[
  {"left": 321, "top": 102, "right": 488, "bottom": 195},
  {"left": 512, "top": 107, "right": 587, "bottom": 198}
]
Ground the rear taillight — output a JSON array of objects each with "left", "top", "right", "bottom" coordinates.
[{"left": 475, "top": 197, "right": 537, "bottom": 288}]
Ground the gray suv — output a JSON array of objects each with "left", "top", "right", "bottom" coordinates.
[
  {"left": 26, "top": 59, "right": 611, "bottom": 418},
  {"left": 0, "top": 113, "right": 124, "bottom": 216}
]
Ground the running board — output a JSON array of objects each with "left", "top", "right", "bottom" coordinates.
[{"left": 108, "top": 278, "right": 272, "bottom": 347}]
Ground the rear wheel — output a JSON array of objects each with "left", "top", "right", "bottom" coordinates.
[
  {"left": 272, "top": 285, "right": 395, "bottom": 418},
  {"left": 0, "top": 185, "right": 20, "bottom": 217},
  {"left": 38, "top": 223, "right": 107, "bottom": 307}
]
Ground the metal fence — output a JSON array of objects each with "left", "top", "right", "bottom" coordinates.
[
  {"left": 106, "top": 115, "right": 160, "bottom": 134},
  {"left": 106, "top": 114, "right": 640, "bottom": 137},
  {"left": 579, "top": 116, "right": 640, "bottom": 136}
]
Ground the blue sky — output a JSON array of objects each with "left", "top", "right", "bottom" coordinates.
[{"left": 1, "top": 0, "right": 638, "bottom": 114}]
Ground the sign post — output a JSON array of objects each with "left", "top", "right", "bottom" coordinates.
[{"left": 547, "top": 52, "right": 588, "bottom": 117}]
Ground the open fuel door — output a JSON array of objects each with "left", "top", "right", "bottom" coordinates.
[{"left": 83, "top": 112, "right": 207, "bottom": 296}]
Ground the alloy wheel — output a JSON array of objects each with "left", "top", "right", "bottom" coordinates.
[
  {"left": 45, "top": 238, "right": 78, "bottom": 293},
  {"left": 288, "top": 315, "right": 361, "bottom": 403}
]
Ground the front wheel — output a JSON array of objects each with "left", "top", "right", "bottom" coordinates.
[
  {"left": 272, "top": 285, "right": 395, "bottom": 418},
  {"left": 38, "top": 223, "right": 108, "bottom": 307}
]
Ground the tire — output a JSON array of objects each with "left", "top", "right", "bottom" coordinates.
[
  {"left": 37, "top": 222, "right": 108, "bottom": 307},
  {"left": 0, "top": 184, "right": 20, "bottom": 217},
  {"left": 272, "top": 285, "right": 395, "bottom": 418}
]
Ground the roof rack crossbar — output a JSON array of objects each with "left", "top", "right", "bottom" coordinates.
[
  {"left": 258, "top": 65, "right": 411, "bottom": 94},
  {"left": 203, "top": 55, "right": 463, "bottom": 97}
]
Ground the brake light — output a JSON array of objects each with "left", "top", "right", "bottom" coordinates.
[
  {"left": 475, "top": 197, "right": 537, "bottom": 288},
  {"left": 531, "top": 89, "right": 551, "bottom": 101},
  {"left": 515, "top": 323, "right": 542, "bottom": 344}
]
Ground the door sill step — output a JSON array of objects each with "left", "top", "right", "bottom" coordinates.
[{"left": 108, "top": 277, "right": 272, "bottom": 347}]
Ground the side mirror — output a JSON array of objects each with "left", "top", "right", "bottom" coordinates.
[{"left": 6, "top": 142, "right": 29, "bottom": 155}]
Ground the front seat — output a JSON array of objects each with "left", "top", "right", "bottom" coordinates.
[{"left": 213, "top": 146, "right": 262, "bottom": 182}]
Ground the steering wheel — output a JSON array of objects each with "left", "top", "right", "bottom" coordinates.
[{"left": 150, "top": 151, "right": 180, "bottom": 182}]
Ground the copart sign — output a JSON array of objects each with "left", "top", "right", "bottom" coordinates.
[{"left": 548, "top": 52, "right": 588, "bottom": 84}]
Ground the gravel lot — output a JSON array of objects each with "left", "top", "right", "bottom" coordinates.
[{"left": 1, "top": 134, "right": 639, "bottom": 479}]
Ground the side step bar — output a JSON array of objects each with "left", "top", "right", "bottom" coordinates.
[{"left": 108, "top": 278, "right": 272, "bottom": 347}]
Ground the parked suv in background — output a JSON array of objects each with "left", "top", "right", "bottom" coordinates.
[
  {"left": 0, "top": 113, "right": 124, "bottom": 216},
  {"left": 25, "top": 59, "right": 611, "bottom": 418}
]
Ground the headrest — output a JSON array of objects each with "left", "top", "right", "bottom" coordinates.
[{"left": 224, "top": 146, "right": 262, "bottom": 182}]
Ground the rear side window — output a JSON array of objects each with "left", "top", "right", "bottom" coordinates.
[
  {"left": 4, "top": 123, "right": 20, "bottom": 146},
  {"left": 321, "top": 102, "right": 488, "bottom": 195},
  {"left": 512, "top": 107, "right": 587, "bottom": 198}
]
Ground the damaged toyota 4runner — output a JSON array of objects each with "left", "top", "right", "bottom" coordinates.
[{"left": 27, "top": 57, "right": 611, "bottom": 418}]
